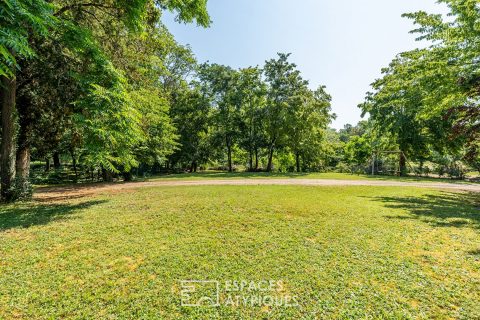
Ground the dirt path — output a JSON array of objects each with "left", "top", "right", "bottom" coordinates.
[{"left": 34, "top": 178, "right": 480, "bottom": 202}]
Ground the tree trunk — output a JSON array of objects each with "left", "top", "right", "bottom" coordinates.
[
  {"left": 70, "top": 149, "right": 78, "bottom": 182},
  {"left": 254, "top": 148, "right": 259, "bottom": 171},
  {"left": 15, "top": 145, "right": 31, "bottom": 199},
  {"left": 296, "top": 152, "right": 301, "bottom": 173},
  {"left": 189, "top": 160, "right": 197, "bottom": 173},
  {"left": 227, "top": 142, "right": 233, "bottom": 172},
  {"left": 102, "top": 167, "right": 113, "bottom": 182},
  {"left": 399, "top": 152, "right": 407, "bottom": 177},
  {"left": 225, "top": 132, "right": 234, "bottom": 173},
  {"left": 266, "top": 146, "right": 274, "bottom": 172},
  {"left": 122, "top": 170, "right": 133, "bottom": 182},
  {"left": 16, "top": 90, "right": 34, "bottom": 199},
  {"left": 45, "top": 157, "right": 50, "bottom": 172},
  {"left": 53, "top": 152, "right": 61, "bottom": 169},
  {"left": 248, "top": 149, "right": 253, "bottom": 172},
  {"left": 1, "top": 76, "right": 17, "bottom": 202}
]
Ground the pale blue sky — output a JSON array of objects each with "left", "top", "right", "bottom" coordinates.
[{"left": 162, "top": 0, "right": 447, "bottom": 129}]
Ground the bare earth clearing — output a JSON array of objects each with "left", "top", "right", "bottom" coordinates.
[{"left": 35, "top": 178, "right": 480, "bottom": 202}]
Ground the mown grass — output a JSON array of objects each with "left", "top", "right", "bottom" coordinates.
[
  {"left": 0, "top": 185, "right": 479, "bottom": 319},
  {"left": 147, "top": 171, "right": 479, "bottom": 184}
]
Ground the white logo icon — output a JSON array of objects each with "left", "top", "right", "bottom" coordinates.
[{"left": 180, "top": 280, "right": 220, "bottom": 307}]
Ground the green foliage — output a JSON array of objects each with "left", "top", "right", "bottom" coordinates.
[
  {"left": 0, "top": 0, "right": 55, "bottom": 76},
  {"left": 169, "top": 84, "right": 212, "bottom": 169},
  {"left": 3, "top": 0, "right": 338, "bottom": 189},
  {"left": 237, "top": 67, "right": 266, "bottom": 171},
  {"left": 344, "top": 136, "right": 372, "bottom": 165},
  {"left": 172, "top": 54, "right": 335, "bottom": 173},
  {"left": 0, "top": 0, "right": 211, "bottom": 194},
  {"left": 130, "top": 89, "right": 178, "bottom": 165},
  {"left": 73, "top": 82, "right": 143, "bottom": 173},
  {"left": 264, "top": 53, "right": 302, "bottom": 149},
  {"left": 285, "top": 85, "right": 334, "bottom": 171},
  {"left": 157, "top": 0, "right": 211, "bottom": 27},
  {"left": 360, "top": 56, "right": 431, "bottom": 160}
]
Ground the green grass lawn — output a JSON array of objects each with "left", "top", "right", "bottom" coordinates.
[
  {"left": 1, "top": 185, "right": 479, "bottom": 319},
  {"left": 148, "top": 171, "right": 478, "bottom": 184}
]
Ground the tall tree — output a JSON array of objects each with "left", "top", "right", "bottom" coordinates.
[
  {"left": 263, "top": 53, "right": 304, "bottom": 172},
  {"left": 169, "top": 83, "right": 212, "bottom": 172},
  {"left": 360, "top": 56, "right": 431, "bottom": 175},
  {"left": 286, "top": 86, "right": 333, "bottom": 172},
  {"left": 198, "top": 64, "right": 241, "bottom": 172},
  {"left": 1, "top": 0, "right": 55, "bottom": 200},
  {"left": 237, "top": 67, "right": 266, "bottom": 171},
  {"left": 402, "top": 0, "right": 480, "bottom": 172}
]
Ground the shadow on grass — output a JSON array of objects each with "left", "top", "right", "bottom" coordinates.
[
  {"left": 364, "top": 175, "right": 471, "bottom": 184},
  {"left": 0, "top": 200, "right": 106, "bottom": 232},
  {"left": 369, "top": 192, "right": 480, "bottom": 229}
]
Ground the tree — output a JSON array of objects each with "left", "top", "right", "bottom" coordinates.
[
  {"left": 263, "top": 53, "right": 303, "bottom": 172},
  {"left": 344, "top": 136, "right": 372, "bottom": 166},
  {"left": 237, "top": 67, "right": 266, "bottom": 171},
  {"left": 198, "top": 64, "right": 241, "bottom": 172},
  {"left": 360, "top": 56, "right": 431, "bottom": 176},
  {"left": 288, "top": 86, "right": 333, "bottom": 172},
  {"left": 338, "top": 121, "right": 368, "bottom": 143},
  {"left": 402, "top": 0, "right": 480, "bottom": 173},
  {"left": 1, "top": 0, "right": 55, "bottom": 201},
  {"left": 169, "top": 83, "right": 212, "bottom": 172}
]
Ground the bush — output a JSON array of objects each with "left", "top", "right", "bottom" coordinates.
[{"left": 335, "top": 162, "right": 352, "bottom": 173}]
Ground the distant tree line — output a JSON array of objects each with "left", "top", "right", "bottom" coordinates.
[{"left": 168, "top": 54, "right": 334, "bottom": 174}]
